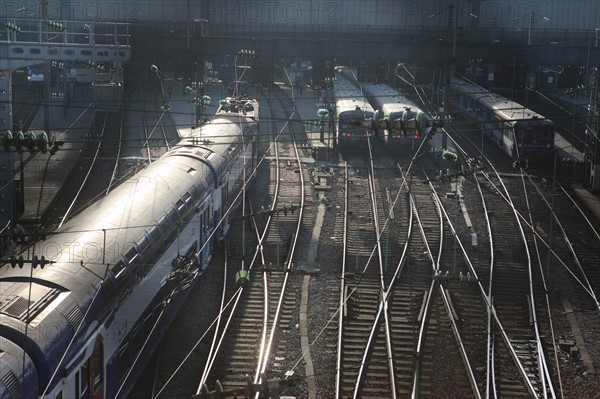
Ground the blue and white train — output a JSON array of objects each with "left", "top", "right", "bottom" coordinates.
[
  {"left": 333, "top": 67, "right": 375, "bottom": 150},
  {"left": 446, "top": 77, "right": 555, "bottom": 159},
  {"left": 0, "top": 96, "right": 259, "bottom": 399}
]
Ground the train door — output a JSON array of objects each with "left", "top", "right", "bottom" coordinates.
[
  {"left": 220, "top": 181, "right": 229, "bottom": 236},
  {"left": 196, "top": 196, "right": 212, "bottom": 267},
  {"left": 77, "top": 335, "right": 104, "bottom": 399},
  {"left": 90, "top": 336, "right": 104, "bottom": 399}
]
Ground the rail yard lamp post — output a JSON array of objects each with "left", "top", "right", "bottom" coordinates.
[
  {"left": 191, "top": 81, "right": 211, "bottom": 122},
  {"left": 514, "top": 11, "right": 550, "bottom": 46},
  {"left": 317, "top": 108, "right": 329, "bottom": 143},
  {"left": 184, "top": 85, "right": 194, "bottom": 127},
  {"left": 234, "top": 49, "right": 257, "bottom": 97},
  {"left": 317, "top": 108, "right": 330, "bottom": 161}
]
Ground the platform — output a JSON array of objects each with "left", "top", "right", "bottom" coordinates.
[
  {"left": 162, "top": 78, "right": 222, "bottom": 139},
  {"left": 554, "top": 132, "right": 586, "bottom": 162},
  {"left": 571, "top": 183, "right": 600, "bottom": 222},
  {"left": 275, "top": 82, "right": 334, "bottom": 162},
  {"left": 19, "top": 100, "right": 95, "bottom": 224}
]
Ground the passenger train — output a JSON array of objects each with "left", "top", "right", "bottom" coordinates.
[
  {"left": 446, "top": 77, "right": 555, "bottom": 159},
  {"left": 0, "top": 96, "right": 259, "bottom": 399},
  {"left": 362, "top": 83, "right": 432, "bottom": 152},
  {"left": 333, "top": 67, "right": 375, "bottom": 150}
]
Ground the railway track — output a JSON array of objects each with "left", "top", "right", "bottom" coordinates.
[
  {"left": 141, "top": 76, "right": 600, "bottom": 399},
  {"left": 411, "top": 171, "right": 481, "bottom": 398},
  {"left": 535, "top": 181, "right": 600, "bottom": 315},
  {"left": 194, "top": 85, "right": 307, "bottom": 396}
]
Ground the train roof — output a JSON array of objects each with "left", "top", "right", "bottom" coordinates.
[
  {"left": 362, "top": 83, "right": 421, "bottom": 114},
  {"left": 449, "top": 77, "right": 549, "bottom": 123},
  {"left": 334, "top": 72, "right": 373, "bottom": 116},
  {"left": 0, "top": 110, "right": 256, "bottom": 391}
]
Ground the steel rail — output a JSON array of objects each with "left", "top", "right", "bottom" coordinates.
[
  {"left": 255, "top": 115, "right": 306, "bottom": 387},
  {"left": 557, "top": 183, "right": 600, "bottom": 242},
  {"left": 191, "top": 204, "right": 268, "bottom": 397},
  {"left": 426, "top": 193, "right": 484, "bottom": 399},
  {"left": 351, "top": 141, "right": 396, "bottom": 399},
  {"left": 335, "top": 160, "right": 350, "bottom": 399},
  {"left": 478, "top": 168, "right": 545, "bottom": 398},
  {"left": 521, "top": 174, "right": 563, "bottom": 397},
  {"left": 527, "top": 177, "right": 600, "bottom": 316},
  {"left": 196, "top": 242, "right": 230, "bottom": 390},
  {"left": 409, "top": 194, "right": 439, "bottom": 399},
  {"left": 474, "top": 176, "right": 497, "bottom": 399},
  {"left": 350, "top": 191, "right": 414, "bottom": 399},
  {"left": 424, "top": 173, "right": 540, "bottom": 399}
]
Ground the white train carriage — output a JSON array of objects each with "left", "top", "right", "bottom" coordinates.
[
  {"left": 0, "top": 97, "right": 258, "bottom": 399},
  {"left": 333, "top": 70, "right": 375, "bottom": 150},
  {"left": 362, "top": 83, "right": 431, "bottom": 151},
  {"left": 447, "top": 77, "right": 554, "bottom": 159}
]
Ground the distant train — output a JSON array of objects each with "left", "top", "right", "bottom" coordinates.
[
  {"left": 362, "top": 83, "right": 432, "bottom": 151},
  {"left": 446, "top": 77, "right": 555, "bottom": 159},
  {"left": 0, "top": 96, "right": 259, "bottom": 399},
  {"left": 333, "top": 67, "right": 375, "bottom": 150}
]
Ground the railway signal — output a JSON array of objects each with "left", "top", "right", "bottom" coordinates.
[
  {"left": 442, "top": 149, "right": 459, "bottom": 162},
  {"left": 2, "top": 130, "right": 63, "bottom": 154},
  {"left": 317, "top": 108, "right": 329, "bottom": 142},
  {"left": 45, "top": 20, "right": 65, "bottom": 31},
  {"left": 81, "top": 59, "right": 106, "bottom": 72},
  {"left": 5, "top": 22, "right": 22, "bottom": 33},
  {"left": 235, "top": 269, "right": 250, "bottom": 286}
]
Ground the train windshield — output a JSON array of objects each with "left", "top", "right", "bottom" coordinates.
[
  {"left": 520, "top": 124, "right": 554, "bottom": 142},
  {"left": 339, "top": 110, "right": 373, "bottom": 135},
  {"left": 387, "top": 111, "right": 404, "bottom": 137}
]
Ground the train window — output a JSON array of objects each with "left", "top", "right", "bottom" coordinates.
[
  {"left": 98, "top": 278, "right": 116, "bottom": 308},
  {"left": 125, "top": 246, "right": 146, "bottom": 284},
  {"left": 148, "top": 227, "right": 161, "bottom": 245},
  {"left": 56, "top": 391, "right": 63, "bottom": 399},
  {"left": 80, "top": 360, "right": 90, "bottom": 398},
  {"left": 504, "top": 122, "right": 511, "bottom": 138},
  {"left": 183, "top": 191, "right": 192, "bottom": 204},
  {"left": 111, "top": 261, "right": 126, "bottom": 279},
  {"left": 189, "top": 185, "right": 200, "bottom": 201},
  {"left": 137, "top": 235, "right": 150, "bottom": 255},
  {"left": 166, "top": 207, "right": 178, "bottom": 223},
  {"left": 222, "top": 183, "right": 229, "bottom": 208},
  {"left": 75, "top": 371, "right": 80, "bottom": 399},
  {"left": 124, "top": 246, "right": 139, "bottom": 265},
  {"left": 112, "top": 261, "right": 131, "bottom": 302},
  {"left": 158, "top": 216, "right": 169, "bottom": 233},
  {"left": 175, "top": 198, "right": 185, "bottom": 211},
  {"left": 92, "top": 343, "right": 103, "bottom": 391}
]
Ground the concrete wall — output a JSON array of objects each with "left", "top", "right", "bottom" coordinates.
[{"left": 1, "top": 1, "right": 599, "bottom": 31}]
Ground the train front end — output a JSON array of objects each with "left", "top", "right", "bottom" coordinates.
[
  {"left": 514, "top": 117, "right": 555, "bottom": 159},
  {"left": 336, "top": 107, "right": 375, "bottom": 151}
]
